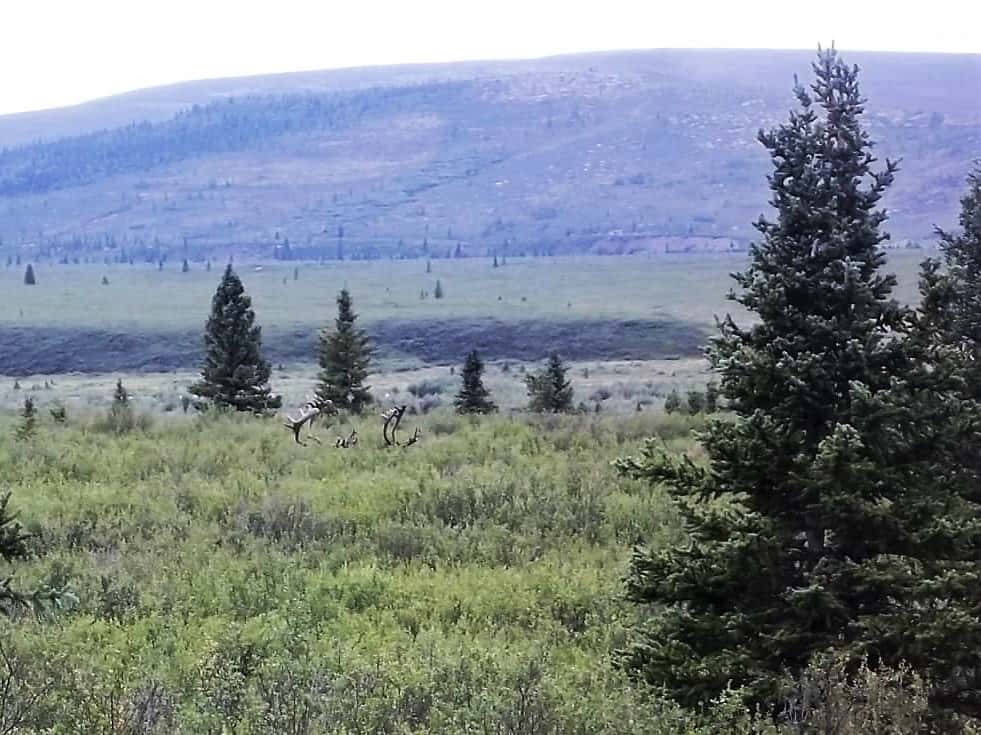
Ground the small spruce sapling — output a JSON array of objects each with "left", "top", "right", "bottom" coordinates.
[{"left": 15, "top": 397, "right": 37, "bottom": 441}]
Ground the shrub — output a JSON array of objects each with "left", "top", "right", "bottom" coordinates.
[
  {"left": 779, "top": 654, "right": 930, "bottom": 734},
  {"left": 663, "top": 388, "right": 682, "bottom": 414},
  {"left": 589, "top": 388, "right": 613, "bottom": 402},
  {"left": 105, "top": 379, "right": 136, "bottom": 434},
  {"left": 685, "top": 388, "right": 705, "bottom": 415},
  {"left": 419, "top": 396, "right": 443, "bottom": 414},
  {"left": 407, "top": 379, "right": 446, "bottom": 398}
]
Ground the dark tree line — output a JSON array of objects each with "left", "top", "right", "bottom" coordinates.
[{"left": 0, "top": 83, "right": 473, "bottom": 197}]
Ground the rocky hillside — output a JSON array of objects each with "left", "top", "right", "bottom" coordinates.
[{"left": 0, "top": 49, "right": 978, "bottom": 260}]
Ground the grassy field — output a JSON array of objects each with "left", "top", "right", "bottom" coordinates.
[
  {"left": 0, "top": 409, "right": 740, "bottom": 733},
  {"left": 0, "top": 358, "right": 711, "bottom": 418},
  {"left": 2, "top": 255, "right": 742, "bottom": 330},
  {"left": 0, "top": 251, "right": 931, "bottom": 375},
  {"left": 1, "top": 252, "right": 928, "bottom": 330},
  {"left": 0, "top": 249, "right": 944, "bottom": 732}
]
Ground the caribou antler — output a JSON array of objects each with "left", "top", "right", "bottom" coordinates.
[
  {"left": 335, "top": 429, "right": 358, "bottom": 448},
  {"left": 381, "top": 405, "right": 407, "bottom": 447},
  {"left": 381, "top": 405, "right": 421, "bottom": 447},
  {"left": 284, "top": 397, "right": 337, "bottom": 446}
]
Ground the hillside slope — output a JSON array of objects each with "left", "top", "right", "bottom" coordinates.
[{"left": 0, "top": 49, "right": 978, "bottom": 259}]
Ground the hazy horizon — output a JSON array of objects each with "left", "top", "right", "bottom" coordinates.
[{"left": 2, "top": 0, "right": 979, "bottom": 116}]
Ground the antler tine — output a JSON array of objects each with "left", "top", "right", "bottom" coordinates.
[
  {"left": 382, "top": 405, "right": 406, "bottom": 447},
  {"left": 402, "top": 426, "right": 422, "bottom": 447}
]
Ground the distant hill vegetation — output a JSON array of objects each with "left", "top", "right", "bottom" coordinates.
[{"left": 0, "top": 49, "right": 978, "bottom": 260}]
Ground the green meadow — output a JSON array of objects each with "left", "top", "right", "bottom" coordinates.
[
  {"left": 2, "top": 251, "right": 928, "bottom": 331},
  {"left": 0, "top": 410, "right": 737, "bottom": 734}
]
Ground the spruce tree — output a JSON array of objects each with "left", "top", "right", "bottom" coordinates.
[
  {"left": 434, "top": 280, "right": 444, "bottom": 299},
  {"left": 190, "top": 265, "right": 281, "bottom": 412},
  {"left": 616, "top": 49, "right": 981, "bottom": 722},
  {"left": 454, "top": 350, "right": 497, "bottom": 414},
  {"left": 23, "top": 264, "right": 35, "bottom": 285},
  {"left": 0, "top": 492, "right": 67, "bottom": 616},
  {"left": 920, "top": 161, "right": 981, "bottom": 397},
  {"left": 14, "top": 396, "right": 37, "bottom": 441},
  {"left": 663, "top": 388, "right": 682, "bottom": 414},
  {"left": 316, "top": 289, "right": 372, "bottom": 413},
  {"left": 525, "top": 352, "right": 573, "bottom": 412},
  {"left": 106, "top": 378, "right": 136, "bottom": 433}
]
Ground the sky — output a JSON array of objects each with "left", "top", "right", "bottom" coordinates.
[{"left": 1, "top": 0, "right": 979, "bottom": 116}]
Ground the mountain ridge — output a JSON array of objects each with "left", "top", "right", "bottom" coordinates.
[{"left": 0, "top": 48, "right": 978, "bottom": 259}]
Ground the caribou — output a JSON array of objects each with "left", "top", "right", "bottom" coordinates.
[
  {"left": 283, "top": 396, "right": 338, "bottom": 446},
  {"left": 381, "top": 405, "right": 422, "bottom": 447}
]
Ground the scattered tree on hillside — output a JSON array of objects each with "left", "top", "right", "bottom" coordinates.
[
  {"left": 14, "top": 397, "right": 37, "bottom": 441},
  {"left": 616, "top": 49, "right": 981, "bottom": 724},
  {"left": 434, "top": 280, "right": 444, "bottom": 299},
  {"left": 182, "top": 258, "right": 190, "bottom": 273},
  {"left": 189, "top": 265, "right": 281, "bottom": 412},
  {"left": 316, "top": 289, "right": 372, "bottom": 414},
  {"left": 101, "top": 275, "right": 109, "bottom": 286},
  {"left": 525, "top": 353, "right": 573, "bottom": 412},
  {"left": 23, "top": 264, "right": 35, "bottom": 285},
  {"left": 663, "top": 388, "right": 682, "bottom": 414},
  {"left": 455, "top": 350, "right": 497, "bottom": 414},
  {"left": 426, "top": 259, "right": 431, "bottom": 274}
]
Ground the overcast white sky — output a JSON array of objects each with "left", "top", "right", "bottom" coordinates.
[{"left": 1, "top": 0, "right": 978, "bottom": 115}]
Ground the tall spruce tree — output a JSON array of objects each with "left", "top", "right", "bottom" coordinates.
[
  {"left": 920, "top": 162, "right": 981, "bottom": 397},
  {"left": 316, "top": 289, "right": 372, "bottom": 413},
  {"left": 616, "top": 49, "right": 981, "bottom": 723},
  {"left": 455, "top": 350, "right": 497, "bottom": 414},
  {"left": 190, "top": 265, "right": 280, "bottom": 412},
  {"left": 525, "top": 352, "right": 573, "bottom": 412}
]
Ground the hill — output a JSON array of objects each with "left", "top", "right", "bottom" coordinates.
[{"left": 0, "top": 49, "right": 978, "bottom": 260}]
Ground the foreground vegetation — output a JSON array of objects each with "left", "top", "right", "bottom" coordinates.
[{"left": 1, "top": 410, "right": 722, "bottom": 733}]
